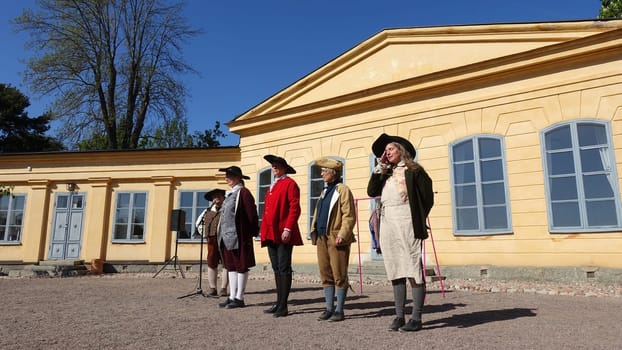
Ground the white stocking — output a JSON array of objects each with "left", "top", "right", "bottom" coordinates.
[
  {"left": 220, "top": 268, "right": 229, "bottom": 290},
  {"left": 228, "top": 271, "right": 238, "bottom": 300},
  {"left": 236, "top": 271, "right": 248, "bottom": 301},
  {"left": 207, "top": 267, "right": 217, "bottom": 289}
]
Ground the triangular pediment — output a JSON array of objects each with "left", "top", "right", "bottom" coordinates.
[{"left": 229, "top": 20, "right": 622, "bottom": 134}]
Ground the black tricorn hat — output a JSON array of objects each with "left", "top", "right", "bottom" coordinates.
[
  {"left": 264, "top": 154, "right": 296, "bottom": 174},
  {"left": 371, "top": 133, "right": 417, "bottom": 159},
  {"left": 218, "top": 165, "right": 250, "bottom": 180},
  {"left": 204, "top": 188, "right": 226, "bottom": 201}
]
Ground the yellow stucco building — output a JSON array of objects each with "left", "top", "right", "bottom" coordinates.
[{"left": 2, "top": 20, "right": 622, "bottom": 281}]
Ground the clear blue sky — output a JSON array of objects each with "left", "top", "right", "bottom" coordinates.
[{"left": 1, "top": 0, "right": 602, "bottom": 146}]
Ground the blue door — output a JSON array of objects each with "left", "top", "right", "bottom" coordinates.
[{"left": 48, "top": 193, "right": 85, "bottom": 260}]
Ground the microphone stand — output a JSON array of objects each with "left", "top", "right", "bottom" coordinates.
[{"left": 178, "top": 212, "right": 208, "bottom": 299}]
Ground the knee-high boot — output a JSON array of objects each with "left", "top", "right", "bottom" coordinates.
[
  {"left": 273, "top": 273, "right": 291, "bottom": 317},
  {"left": 400, "top": 285, "right": 425, "bottom": 332},
  {"left": 264, "top": 273, "right": 280, "bottom": 314}
]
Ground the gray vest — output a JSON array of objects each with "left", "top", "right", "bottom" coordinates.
[{"left": 219, "top": 187, "right": 240, "bottom": 250}]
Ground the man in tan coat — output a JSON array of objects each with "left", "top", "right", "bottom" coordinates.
[{"left": 310, "top": 158, "right": 356, "bottom": 322}]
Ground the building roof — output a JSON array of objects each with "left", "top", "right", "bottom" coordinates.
[{"left": 228, "top": 20, "right": 622, "bottom": 136}]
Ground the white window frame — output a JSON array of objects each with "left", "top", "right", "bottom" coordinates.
[
  {"left": 0, "top": 194, "right": 26, "bottom": 244},
  {"left": 178, "top": 190, "right": 211, "bottom": 241},
  {"left": 112, "top": 192, "right": 148, "bottom": 242}
]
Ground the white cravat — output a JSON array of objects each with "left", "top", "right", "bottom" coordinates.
[
  {"left": 226, "top": 183, "right": 243, "bottom": 197},
  {"left": 269, "top": 175, "right": 288, "bottom": 191}
]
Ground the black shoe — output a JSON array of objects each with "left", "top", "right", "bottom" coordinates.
[
  {"left": 206, "top": 288, "right": 218, "bottom": 298},
  {"left": 317, "top": 310, "right": 333, "bottom": 321},
  {"left": 218, "top": 298, "right": 233, "bottom": 308},
  {"left": 389, "top": 317, "right": 405, "bottom": 331},
  {"left": 225, "top": 298, "right": 245, "bottom": 309},
  {"left": 272, "top": 306, "right": 288, "bottom": 317},
  {"left": 328, "top": 311, "right": 344, "bottom": 322},
  {"left": 399, "top": 319, "right": 422, "bottom": 332},
  {"left": 264, "top": 303, "right": 278, "bottom": 314}
]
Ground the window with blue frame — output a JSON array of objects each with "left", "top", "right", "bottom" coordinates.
[
  {"left": 450, "top": 135, "right": 512, "bottom": 235},
  {"left": 113, "top": 192, "right": 147, "bottom": 241},
  {"left": 178, "top": 191, "right": 211, "bottom": 240},
  {"left": 0, "top": 194, "right": 25, "bottom": 243},
  {"left": 542, "top": 121, "right": 622, "bottom": 232},
  {"left": 257, "top": 167, "right": 273, "bottom": 239}
]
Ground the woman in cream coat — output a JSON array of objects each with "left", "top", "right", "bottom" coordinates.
[{"left": 367, "top": 133, "right": 434, "bottom": 332}]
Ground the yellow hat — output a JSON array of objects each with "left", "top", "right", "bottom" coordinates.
[{"left": 315, "top": 158, "right": 343, "bottom": 172}]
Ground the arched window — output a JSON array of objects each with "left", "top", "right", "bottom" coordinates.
[
  {"left": 257, "top": 166, "right": 273, "bottom": 234},
  {"left": 307, "top": 157, "right": 345, "bottom": 239},
  {"left": 541, "top": 120, "right": 622, "bottom": 232},
  {"left": 450, "top": 135, "right": 512, "bottom": 235}
]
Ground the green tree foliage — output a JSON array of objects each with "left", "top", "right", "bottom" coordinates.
[
  {"left": 137, "top": 120, "right": 227, "bottom": 148},
  {"left": 77, "top": 120, "right": 227, "bottom": 150},
  {"left": 138, "top": 117, "right": 193, "bottom": 148},
  {"left": 14, "top": 0, "right": 200, "bottom": 150},
  {"left": 0, "top": 83, "right": 65, "bottom": 153},
  {"left": 600, "top": 0, "right": 622, "bottom": 18},
  {"left": 75, "top": 130, "right": 109, "bottom": 151},
  {"left": 190, "top": 121, "right": 227, "bottom": 148}
]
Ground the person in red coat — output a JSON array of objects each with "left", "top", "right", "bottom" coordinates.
[{"left": 260, "top": 155, "right": 303, "bottom": 317}]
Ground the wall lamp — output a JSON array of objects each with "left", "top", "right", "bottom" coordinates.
[{"left": 66, "top": 182, "right": 77, "bottom": 192}]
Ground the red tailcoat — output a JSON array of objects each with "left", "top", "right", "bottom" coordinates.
[{"left": 260, "top": 176, "right": 303, "bottom": 246}]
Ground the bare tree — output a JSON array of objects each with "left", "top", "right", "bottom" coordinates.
[{"left": 14, "top": 0, "right": 201, "bottom": 149}]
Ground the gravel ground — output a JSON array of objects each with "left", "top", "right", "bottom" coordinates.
[{"left": 1, "top": 271, "right": 621, "bottom": 350}]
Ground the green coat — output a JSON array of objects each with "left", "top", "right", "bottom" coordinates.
[{"left": 367, "top": 165, "right": 434, "bottom": 240}]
